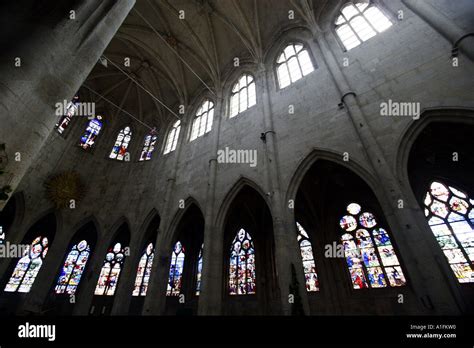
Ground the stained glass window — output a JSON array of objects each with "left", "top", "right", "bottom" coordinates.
[
  {"left": 56, "top": 95, "right": 80, "bottom": 134},
  {"left": 195, "top": 244, "right": 203, "bottom": 295},
  {"left": 109, "top": 126, "right": 132, "bottom": 161},
  {"left": 4, "top": 236, "right": 49, "bottom": 293},
  {"left": 296, "top": 222, "right": 319, "bottom": 292},
  {"left": 276, "top": 43, "right": 314, "bottom": 89},
  {"left": 55, "top": 240, "right": 90, "bottom": 295},
  {"left": 190, "top": 100, "right": 214, "bottom": 141},
  {"left": 424, "top": 181, "right": 474, "bottom": 283},
  {"left": 229, "top": 229, "right": 256, "bottom": 295},
  {"left": 230, "top": 74, "right": 256, "bottom": 118},
  {"left": 167, "top": 241, "right": 185, "bottom": 296},
  {"left": 79, "top": 116, "right": 103, "bottom": 150},
  {"left": 340, "top": 203, "right": 406, "bottom": 289},
  {"left": 335, "top": 1, "right": 392, "bottom": 51},
  {"left": 164, "top": 120, "right": 181, "bottom": 154},
  {"left": 94, "top": 242, "right": 126, "bottom": 296},
  {"left": 132, "top": 243, "right": 154, "bottom": 296},
  {"left": 139, "top": 132, "right": 158, "bottom": 161}
]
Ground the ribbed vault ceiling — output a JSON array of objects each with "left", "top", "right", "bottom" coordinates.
[{"left": 83, "top": 0, "right": 343, "bottom": 130}]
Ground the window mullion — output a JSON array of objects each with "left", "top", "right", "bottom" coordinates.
[
  {"left": 370, "top": 232, "right": 391, "bottom": 287},
  {"left": 348, "top": 17, "right": 364, "bottom": 43},
  {"left": 362, "top": 7, "right": 379, "bottom": 33},
  {"left": 296, "top": 52, "right": 304, "bottom": 77}
]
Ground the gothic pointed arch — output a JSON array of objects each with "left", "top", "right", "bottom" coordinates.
[
  {"left": 401, "top": 110, "right": 474, "bottom": 310},
  {"left": 222, "top": 184, "right": 278, "bottom": 315},
  {"left": 293, "top": 158, "right": 410, "bottom": 314},
  {"left": 165, "top": 202, "right": 204, "bottom": 315}
]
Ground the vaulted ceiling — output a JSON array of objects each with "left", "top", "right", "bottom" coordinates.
[{"left": 83, "top": 0, "right": 344, "bottom": 131}]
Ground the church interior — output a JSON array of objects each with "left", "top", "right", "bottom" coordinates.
[{"left": 0, "top": 0, "right": 473, "bottom": 322}]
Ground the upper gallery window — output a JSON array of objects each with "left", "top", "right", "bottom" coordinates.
[
  {"left": 190, "top": 100, "right": 214, "bottom": 141},
  {"left": 109, "top": 126, "right": 132, "bottom": 161},
  {"left": 230, "top": 74, "right": 256, "bottom": 118},
  {"left": 276, "top": 43, "right": 314, "bottom": 89},
  {"left": 423, "top": 181, "right": 474, "bottom": 283},
  {"left": 79, "top": 116, "right": 103, "bottom": 150},
  {"left": 55, "top": 95, "right": 80, "bottom": 135},
  {"left": 335, "top": 1, "right": 392, "bottom": 51},
  {"left": 339, "top": 203, "right": 406, "bottom": 289},
  {"left": 139, "top": 132, "right": 158, "bottom": 161},
  {"left": 164, "top": 120, "right": 181, "bottom": 154}
]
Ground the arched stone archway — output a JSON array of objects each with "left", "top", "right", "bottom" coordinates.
[
  {"left": 293, "top": 158, "right": 416, "bottom": 315},
  {"left": 221, "top": 185, "right": 279, "bottom": 315}
]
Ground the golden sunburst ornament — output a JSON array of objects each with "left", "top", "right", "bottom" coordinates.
[{"left": 44, "top": 171, "right": 86, "bottom": 209}]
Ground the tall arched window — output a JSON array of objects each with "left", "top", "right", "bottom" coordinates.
[
  {"left": 55, "top": 240, "right": 91, "bottom": 294},
  {"left": 335, "top": 1, "right": 392, "bottom": 51},
  {"left": 276, "top": 43, "right": 314, "bottom": 89},
  {"left": 56, "top": 95, "right": 80, "bottom": 135},
  {"left": 195, "top": 244, "right": 203, "bottom": 295},
  {"left": 229, "top": 228, "right": 256, "bottom": 295},
  {"left": 230, "top": 74, "right": 256, "bottom": 118},
  {"left": 340, "top": 203, "right": 406, "bottom": 289},
  {"left": 423, "top": 181, "right": 474, "bottom": 283},
  {"left": 4, "top": 236, "right": 49, "bottom": 293},
  {"left": 296, "top": 222, "right": 319, "bottom": 292},
  {"left": 132, "top": 243, "right": 154, "bottom": 296},
  {"left": 167, "top": 241, "right": 185, "bottom": 296},
  {"left": 94, "top": 242, "right": 126, "bottom": 296},
  {"left": 109, "top": 126, "right": 132, "bottom": 161},
  {"left": 190, "top": 100, "right": 214, "bottom": 141},
  {"left": 139, "top": 132, "right": 158, "bottom": 161},
  {"left": 164, "top": 120, "right": 181, "bottom": 154},
  {"left": 79, "top": 116, "right": 103, "bottom": 150}
]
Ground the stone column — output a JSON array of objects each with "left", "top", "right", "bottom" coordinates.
[
  {"left": 258, "top": 65, "right": 311, "bottom": 315},
  {"left": 312, "top": 29, "right": 462, "bottom": 314},
  {"left": 198, "top": 91, "right": 224, "bottom": 315},
  {"left": 0, "top": 0, "right": 135, "bottom": 210},
  {"left": 401, "top": 0, "right": 474, "bottom": 61},
  {"left": 142, "top": 116, "right": 188, "bottom": 315}
]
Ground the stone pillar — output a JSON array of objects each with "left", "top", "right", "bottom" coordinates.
[
  {"left": 258, "top": 65, "right": 311, "bottom": 315},
  {"left": 312, "top": 29, "right": 462, "bottom": 314},
  {"left": 198, "top": 91, "right": 224, "bottom": 315},
  {"left": 142, "top": 116, "right": 187, "bottom": 315},
  {"left": 0, "top": 0, "right": 135, "bottom": 210},
  {"left": 401, "top": 0, "right": 474, "bottom": 61}
]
